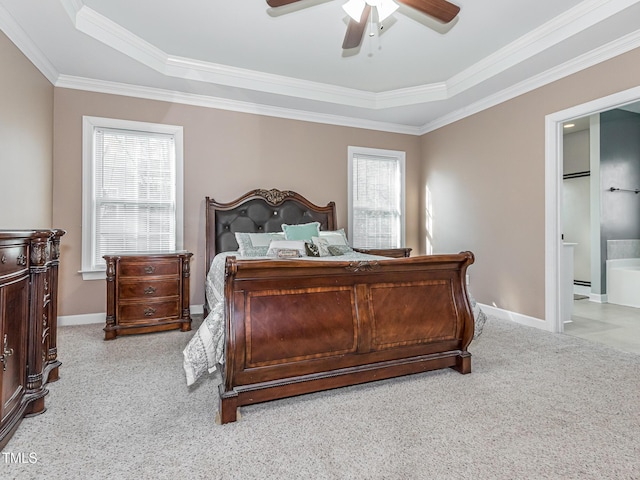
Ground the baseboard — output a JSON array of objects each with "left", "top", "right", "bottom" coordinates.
[
  {"left": 589, "top": 293, "right": 607, "bottom": 303},
  {"left": 479, "top": 303, "right": 552, "bottom": 332},
  {"left": 58, "top": 312, "right": 104, "bottom": 327},
  {"left": 59, "top": 304, "right": 205, "bottom": 327}
]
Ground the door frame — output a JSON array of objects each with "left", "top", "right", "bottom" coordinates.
[{"left": 545, "top": 85, "right": 640, "bottom": 333}]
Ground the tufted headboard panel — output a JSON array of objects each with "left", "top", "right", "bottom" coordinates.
[{"left": 205, "top": 189, "right": 336, "bottom": 272}]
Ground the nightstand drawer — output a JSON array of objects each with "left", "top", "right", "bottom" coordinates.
[
  {"left": 118, "top": 261, "right": 180, "bottom": 278},
  {"left": 117, "top": 299, "right": 180, "bottom": 325},
  {"left": 0, "top": 245, "right": 28, "bottom": 276},
  {"left": 118, "top": 279, "right": 180, "bottom": 300}
]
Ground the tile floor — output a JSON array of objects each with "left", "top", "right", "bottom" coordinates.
[{"left": 565, "top": 298, "right": 640, "bottom": 354}]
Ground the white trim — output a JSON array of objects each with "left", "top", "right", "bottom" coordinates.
[
  {"left": 58, "top": 304, "right": 205, "bottom": 327},
  {"left": 478, "top": 303, "right": 551, "bottom": 331},
  {"left": 0, "top": 2, "right": 59, "bottom": 84},
  {"left": 545, "top": 85, "right": 640, "bottom": 333},
  {"left": 1, "top": 0, "right": 639, "bottom": 135},
  {"left": 446, "top": 0, "right": 640, "bottom": 99},
  {"left": 78, "top": 269, "right": 106, "bottom": 281},
  {"left": 57, "top": 76, "right": 421, "bottom": 136},
  {"left": 53, "top": 26, "right": 640, "bottom": 137},
  {"left": 58, "top": 312, "right": 105, "bottom": 327},
  {"left": 421, "top": 28, "right": 640, "bottom": 135},
  {"left": 81, "top": 116, "right": 184, "bottom": 280},
  {"left": 55, "top": 0, "right": 640, "bottom": 111}
]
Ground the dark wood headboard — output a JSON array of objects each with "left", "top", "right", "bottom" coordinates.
[{"left": 205, "top": 188, "right": 336, "bottom": 272}]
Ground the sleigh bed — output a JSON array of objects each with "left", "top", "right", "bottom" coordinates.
[{"left": 183, "top": 188, "right": 482, "bottom": 424}]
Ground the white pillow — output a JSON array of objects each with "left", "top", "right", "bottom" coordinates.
[
  {"left": 266, "top": 240, "right": 307, "bottom": 257},
  {"left": 247, "top": 232, "right": 284, "bottom": 246},
  {"left": 235, "top": 232, "right": 285, "bottom": 256},
  {"left": 319, "top": 229, "right": 349, "bottom": 246}
]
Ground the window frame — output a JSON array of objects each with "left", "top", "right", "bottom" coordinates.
[
  {"left": 347, "top": 146, "right": 406, "bottom": 249},
  {"left": 81, "top": 116, "right": 184, "bottom": 280}
]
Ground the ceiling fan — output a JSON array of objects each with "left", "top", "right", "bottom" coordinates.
[{"left": 266, "top": 0, "right": 460, "bottom": 49}]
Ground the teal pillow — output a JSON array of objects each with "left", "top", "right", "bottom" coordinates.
[{"left": 282, "top": 222, "right": 320, "bottom": 241}]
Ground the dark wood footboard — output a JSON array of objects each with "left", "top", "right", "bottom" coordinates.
[{"left": 218, "top": 251, "right": 475, "bottom": 423}]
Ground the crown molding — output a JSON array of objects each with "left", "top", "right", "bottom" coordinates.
[
  {"left": 419, "top": 27, "right": 640, "bottom": 135},
  {"left": 447, "top": 0, "right": 640, "bottom": 97},
  {"left": 54, "top": 75, "right": 422, "bottom": 135},
  {"left": 4, "top": 0, "right": 640, "bottom": 136},
  {"left": 0, "top": 3, "right": 59, "bottom": 84},
  {"left": 36, "top": 20, "right": 640, "bottom": 138},
  {"left": 59, "top": 0, "right": 640, "bottom": 110}
]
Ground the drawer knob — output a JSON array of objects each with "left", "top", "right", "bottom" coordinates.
[
  {"left": 144, "top": 286, "right": 157, "bottom": 295},
  {"left": 1, "top": 255, "right": 5, "bottom": 264},
  {"left": 17, "top": 253, "right": 27, "bottom": 266},
  {"left": 144, "top": 307, "right": 156, "bottom": 317},
  {"left": 144, "top": 265, "right": 156, "bottom": 274}
]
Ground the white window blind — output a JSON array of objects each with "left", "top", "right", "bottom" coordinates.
[
  {"left": 82, "top": 117, "right": 184, "bottom": 279},
  {"left": 348, "top": 147, "right": 405, "bottom": 249},
  {"left": 94, "top": 127, "right": 176, "bottom": 264}
]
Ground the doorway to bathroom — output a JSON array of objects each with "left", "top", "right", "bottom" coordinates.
[{"left": 548, "top": 87, "right": 640, "bottom": 354}]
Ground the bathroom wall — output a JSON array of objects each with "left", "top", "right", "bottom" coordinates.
[{"left": 599, "top": 109, "right": 640, "bottom": 292}]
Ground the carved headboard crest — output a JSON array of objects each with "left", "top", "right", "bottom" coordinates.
[{"left": 255, "top": 188, "right": 295, "bottom": 205}]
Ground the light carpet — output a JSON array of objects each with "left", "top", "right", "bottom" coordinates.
[{"left": 3, "top": 316, "right": 639, "bottom": 480}]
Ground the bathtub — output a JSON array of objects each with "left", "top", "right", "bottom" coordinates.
[{"left": 607, "top": 258, "right": 640, "bottom": 308}]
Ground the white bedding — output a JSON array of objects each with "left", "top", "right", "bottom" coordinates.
[{"left": 182, "top": 251, "right": 486, "bottom": 386}]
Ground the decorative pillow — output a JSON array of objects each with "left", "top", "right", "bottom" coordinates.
[
  {"left": 275, "top": 249, "right": 301, "bottom": 259},
  {"left": 282, "top": 222, "right": 321, "bottom": 241},
  {"left": 266, "top": 240, "right": 307, "bottom": 257},
  {"left": 319, "top": 229, "right": 350, "bottom": 246},
  {"left": 235, "top": 232, "right": 285, "bottom": 257},
  {"left": 311, "top": 237, "right": 331, "bottom": 257},
  {"left": 305, "top": 242, "right": 320, "bottom": 257},
  {"left": 328, "top": 245, "right": 353, "bottom": 256}
]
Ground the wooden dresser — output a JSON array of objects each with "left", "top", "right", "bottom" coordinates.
[
  {"left": 0, "top": 229, "right": 65, "bottom": 450},
  {"left": 103, "top": 251, "right": 192, "bottom": 340}
]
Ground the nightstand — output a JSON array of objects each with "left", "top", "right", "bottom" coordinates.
[
  {"left": 353, "top": 247, "right": 412, "bottom": 258},
  {"left": 103, "top": 251, "right": 192, "bottom": 340}
]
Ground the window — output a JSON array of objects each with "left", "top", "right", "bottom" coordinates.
[
  {"left": 348, "top": 146, "right": 405, "bottom": 248},
  {"left": 81, "top": 117, "right": 184, "bottom": 280}
]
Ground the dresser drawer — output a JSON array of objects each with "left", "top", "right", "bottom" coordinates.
[
  {"left": 0, "top": 245, "right": 28, "bottom": 276},
  {"left": 118, "top": 279, "right": 180, "bottom": 300},
  {"left": 117, "top": 299, "right": 181, "bottom": 325},
  {"left": 118, "top": 260, "right": 180, "bottom": 278}
]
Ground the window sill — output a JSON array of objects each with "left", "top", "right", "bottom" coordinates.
[{"left": 79, "top": 269, "right": 106, "bottom": 281}]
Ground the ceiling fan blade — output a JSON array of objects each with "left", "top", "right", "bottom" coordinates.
[
  {"left": 266, "top": 0, "right": 304, "bottom": 7},
  {"left": 397, "top": 0, "right": 460, "bottom": 23},
  {"left": 342, "top": 4, "right": 371, "bottom": 49}
]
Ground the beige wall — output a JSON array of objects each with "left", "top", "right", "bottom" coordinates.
[
  {"left": 0, "top": 32, "right": 53, "bottom": 228},
  {"left": 420, "top": 47, "right": 640, "bottom": 320},
  {"left": 52, "top": 89, "right": 422, "bottom": 315}
]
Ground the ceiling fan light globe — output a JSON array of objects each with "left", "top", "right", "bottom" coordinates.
[
  {"left": 376, "top": 0, "right": 398, "bottom": 21},
  {"left": 343, "top": 0, "right": 366, "bottom": 21}
]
